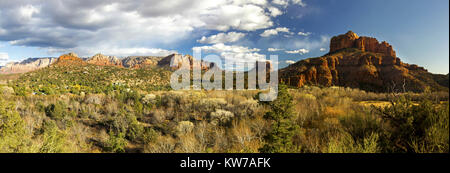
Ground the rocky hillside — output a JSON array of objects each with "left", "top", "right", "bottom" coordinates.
[
  {"left": 280, "top": 31, "right": 448, "bottom": 92},
  {"left": 86, "top": 54, "right": 123, "bottom": 67},
  {"left": 121, "top": 54, "right": 214, "bottom": 70},
  {"left": 329, "top": 31, "right": 396, "bottom": 57},
  {"left": 121, "top": 56, "right": 163, "bottom": 68},
  {"left": 0, "top": 57, "right": 57, "bottom": 74},
  {"left": 12, "top": 53, "right": 172, "bottom": 95},
  {"left": 2, "top": 52, "right": 215, "bottom": 74}
]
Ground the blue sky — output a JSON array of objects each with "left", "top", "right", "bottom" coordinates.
[{"left": 0, "top": 0, "right": 448, "bottom": 74}]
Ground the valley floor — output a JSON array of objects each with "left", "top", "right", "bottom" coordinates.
[{"left": 0, "top": 84, "right": 448, "bottom": 153}]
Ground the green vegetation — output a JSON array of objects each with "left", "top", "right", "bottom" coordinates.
[
  {"left": 260, "top": 85, "right": 299, "bottom": 153},
  {"left": 10, "top": 64, "right": 171, "bottom": 96},
  {"left": 0, "top": 64, "right": 448, "bottom": 153}
]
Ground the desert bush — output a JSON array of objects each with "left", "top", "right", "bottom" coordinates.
[
  {"left": 39, "top": 120, "right": 69, "bottom": 153},
  {"left": 174, "top": 133, "right": 201, "bottom": 153},
  {"left": 374, "top": 96, "right": 449, "bottom": 153},
  {"left": 210, "top": 109, "right": 234, "bottom": 126},
  {"left": 126, "top": 115, "right": 145, "bottom": 143},
  {"left": 339, "top": 110, "right": 382, "bottom": 145},
  {"left": 233, "top": 99, "right": 258, "bottom": 118},
  {"left": 84, "top": 94, "right": 103, "bottom": 105},
  {"left": 45, "top": 101, "right": 68, "bottom": 120},
  {"left": 160, "top": 92, "right": 188, "bottom": 108},
  {"left": 142, "top": 94, "right": 156, "bottom": 105},
  {"left": 106, "top": 131, "right": 127, "bottom": 153},
  {"left": 0, "top": 86, "right": 15, "bottom": 96},
  {"left": 327, "top": 132, "right": 379, "bottom": 153},
  {"left": 149, "top": 109, "right": 167, "bottom": 124},
  {"left": 13, "top": 86, "right": 29, "bottom": 96},
  {"left": 231, "top": 120, "right": 260, "bottom": 152},
  {"left": 142, "top": 128, "right": 159, "bottom": 144},
  {"left": 198, "top": 98, "right": 227, "bottom": 113},
  {"left": 0, "top": 98, "right": 32, "bottom": 152},
  {"left": 176, "top": 121, "right": 194, "bottom": 135},
  {"left": 145, "top": 135, "right": 176, "bottom": 153}
]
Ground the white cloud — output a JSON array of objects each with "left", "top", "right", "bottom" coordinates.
[
  {"left": 268, "top": 6, "right": 283, "bottom": 17},
  {"left": 285, "top": 60, "right": 295, "bottom": 64},
  {"left": 272, "top": 0, "right": 288, "bottom": 6},
  {"left": 193, "top": 43, "right": 260, "bottom": 53},
  {"left": 0, "top": 0, "right": 304, "bottom": 56},
  {"left": 260, "top": 27, "right": 292, "bottom": 37},
  {"left": 193, "top": 43, "right": 266, "bottom": 70},
  {"left": 291, "top": 0, "right": 307, "bottom": 7},
  {"left": 285, "top": 48, "right": 309, "bottom": 54},
  {"left": 0, "top": 52, "right": 9, "bottom": 60},
  {"left": 47, "top": 47, "right": 177, "bottom": 57},
  {"left": 268, "top": 48, "right": 284, "bottom": 52},
  {"left": 291, "top": 35, "right": 330, "bottom": 50},
  {"left": 197, "top": 32, "right": 246, "bottom": 44},
  {"left": 199, "top": 4, "right": 274, "bottom": 31},
  {"left": 320, "top": 48, "right": 326, "bottom": 52},
  {"left": 272, "top": 0, "right": 306, "bottom": 7},
  {"left": 0, "top": 52, "right": 9, "bottom": 66},
  {"left": 298, "top": 31, "right": 311, "bottom": 36}
]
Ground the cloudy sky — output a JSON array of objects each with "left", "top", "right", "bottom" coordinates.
[{"left": 0, "top": 0, "right": 448, "bottom": 73}]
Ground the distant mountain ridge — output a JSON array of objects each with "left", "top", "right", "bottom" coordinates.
[
  {"left": 0, "top": 52, "right": 215, "bottom": 74},
  {"left": 0, "top": 57, "right": 57, "bottom": 74}
]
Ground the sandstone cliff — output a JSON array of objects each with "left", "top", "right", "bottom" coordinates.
[
  {"left": 121, "top": 56, "right": 163, "bottom": 68},
  {"left": 280, "top": 31, "right": 448, "bottom": 92},
  {"left": 329, "top": 31, "right": 396, "bottom": 57},
  {"left": 54, "top": 52, "right": 87, "bottom": 66},
  {"left": 0, "top": 57, "right": 57, "bottom": 74},
  {"left": 86, "top": 53, "right": 123, "bottom": 67},
  {"left": 158, "top": 54, "right": 213, "bottom": 70}
]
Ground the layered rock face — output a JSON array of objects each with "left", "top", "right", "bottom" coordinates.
[
  {"left": 86, "top": 54, "right": 122, "bottom": 67},
  {"left": 158, "top": 54, "right": 213, "bottom": 70},
  {"left": 121, "top": 56, "right": 162, "bottom": 68},
  {"left": 280, "top": 31, "right": 448, "bottom": 92},
  {"left": 1, "top": 52, "right": 216, "bottom": 74},
  {"left": 329, "top": 31, "right": 396, "bottom": 57},
  {"left": 54, "top": 52, "right": 87, "bottom": 66},
  {"left": 0, "top": 57, "right": 57, "bottom": 74}
]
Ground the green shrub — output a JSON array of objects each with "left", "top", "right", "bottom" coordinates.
[
  {"left": 328, "top": 132, "right": 379, "bottom": 153},
  {"left": 39, "top": 120, "right": 68, "bottom": 153},
  {"left": 375, "top": 96, "right": 449, "bottom": 153},
  {"left": 106, "top": 131, "right": 127, "bottom": 153},
  {"left": 259, "top": 85, "right": 299, "bottom": 153},
  {"left": 45, "top": 101, "right": 67, "bottom": 120},
  {"left": 0, "top": 99, "right": 31, "bottom": 152}
]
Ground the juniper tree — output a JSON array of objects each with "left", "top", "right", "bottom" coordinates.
[{"left": 259, "top": 85, "right": 299, "bottom": 153}]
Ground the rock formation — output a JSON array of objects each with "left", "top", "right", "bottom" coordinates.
[
  {"left": 54, "top": 52, "right": 87, "bottom": 66},
  {"left": 280, "top": 31, "right": 448, "bottom": 92},
  {"left": 0, "top": 57, "right": 57, "bottom": 74},
  {"left": 86, "top": 53, "right": 123, "bottom": 67},
  {"left": 121, "top": 56, "right": 162, "bottom": 68},
  {"left": 329, "top": 31, "right": 396, "bottom": 57},
  {"left": 158, "top": 54, "right": 213, "bottom": 70}
]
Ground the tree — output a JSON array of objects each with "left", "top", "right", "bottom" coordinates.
[
  {"left": 374, "top": 96, "right": 449, "bottom": 153},
  {"left": 259, "top": 85, "right": 299, "bottom": 153},
  {"left": 45, "top": 102, "right": 67, "bottom": 120},
  {"left": 106, "top": 130, "right": 127, "bottom": 153},
  {"left": 0, "top": 98, "right": 30, "bottom": 152},
  {"left": 39, "top": 120, "right": 68, "bottom": 153}
]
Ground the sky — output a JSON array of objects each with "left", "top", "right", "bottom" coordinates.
[{"left": 0, "top": 0, "right": 448, "bottom": 73}]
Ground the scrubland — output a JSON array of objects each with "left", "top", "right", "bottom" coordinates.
[{"left": 0, "top": 83, "right": 448, "bottom": 153}]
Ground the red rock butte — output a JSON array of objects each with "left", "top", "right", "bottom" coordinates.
[
  {"left": 279, "top": 31, "right": 448, "bottom": 92},
  {"left": 329, "top": 31, "right": 396, "bottom": 57},
  {"left": 54, "top": 52, "right": 87, "bottom": 66}
]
